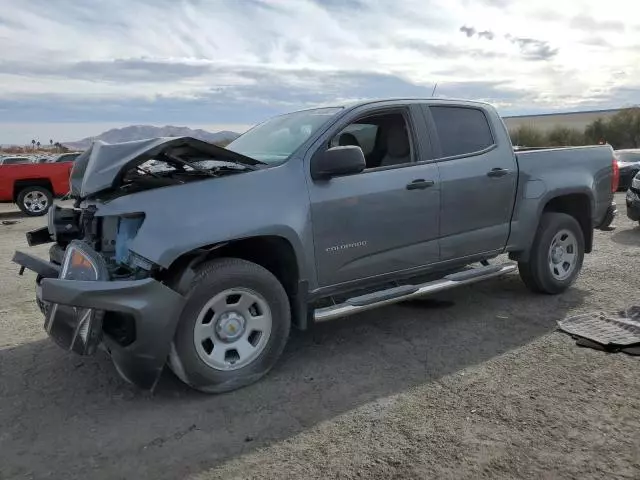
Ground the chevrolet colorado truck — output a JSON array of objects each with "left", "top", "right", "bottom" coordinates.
[
  {"left": 0, "top": 159, "right": 75, "bottom": 215},
  {"left": 13, "top": 98, "right": 619, "bottom": 393}
]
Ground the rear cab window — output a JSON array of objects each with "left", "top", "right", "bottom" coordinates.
[
  {"left": 2, "top": 158, "right": 30, "bottom": 165},
  {"left": 429, "top": 106, "right": 495, "bottom": 158}
]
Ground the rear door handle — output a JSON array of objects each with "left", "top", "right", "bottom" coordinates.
[
  {"left": 406, "top": 179, "right": 435, "bottom": 190},
  {"left": 487, "top": 168, "right": 509, "bottom": 178}
]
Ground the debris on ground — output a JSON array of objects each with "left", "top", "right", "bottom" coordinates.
[
  {"left": 557, "top": 306, "right": 640, "bottom": 355},
  {"left": 1, "top": 220, "right": 19, "bottom": 225}
]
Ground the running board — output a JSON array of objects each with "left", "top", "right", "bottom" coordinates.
[{"left": 313, "top": 263, "right": 518, "bottom": 323}]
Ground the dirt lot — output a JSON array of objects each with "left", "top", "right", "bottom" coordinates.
[{"left": 1, "top": 195, "right": 639, "bottom": 480}]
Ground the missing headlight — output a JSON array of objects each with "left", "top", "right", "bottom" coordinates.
[
  {"left": 47, "top": 204, "right": 81, "bottom": 245},
  {"left": 115, "top": 214, "right": 145, "bottom": 265}
]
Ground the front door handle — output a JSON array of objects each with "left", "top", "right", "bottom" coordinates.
[
  {"left": 406, "top": 179, "right": 435, "bottom": 190},
  {"left": 487, "top": 168, "right": 509, "bottom": 178}
]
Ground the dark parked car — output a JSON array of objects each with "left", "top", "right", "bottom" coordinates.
[
  {"left": 615, "top": 149, "right": 640, "bottom": 191},
  {"left": 626, "top": 171, "right": 640, "bottom": 225}
]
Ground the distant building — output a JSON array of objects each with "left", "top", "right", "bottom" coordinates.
[{"left": 503, "top": 108, "right": 622, "bottom": 133}]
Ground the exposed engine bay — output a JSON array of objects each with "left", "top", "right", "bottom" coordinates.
[
  {"left": 31, "top": 136, "right": 266, "bottom": 279},
  {"left": 29, "top": 136, "right": 264, "bottom": 280},
  {"left": 42, "top": 204, "right": 150, "bottom": 280},
  {"left": 69, "top": 136, "right": 262, "bottom": 199},
  {"left": 100, "top": 148, "right": 259, "bottom": 200}
]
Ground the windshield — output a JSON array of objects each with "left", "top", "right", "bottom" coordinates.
[{"left": 225, "top": 107, "right": 342, "bottom": 163}]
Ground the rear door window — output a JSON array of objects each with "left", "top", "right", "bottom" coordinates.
[
  {"left": 430, "top": 106, "right": 494, "bottom": 158},
  {"left": 2, "top": 158, "right": 29, "bottom": 165}
]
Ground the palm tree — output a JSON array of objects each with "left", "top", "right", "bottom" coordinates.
[
  {"left": 31, "top": 139, "right": 36, "bottom": 150},
  {"left": 36, "top": 141, "right": 41, "bottom": 150},
  {"left": 49, "top": 139, "right": 53, "bottom": 149}
]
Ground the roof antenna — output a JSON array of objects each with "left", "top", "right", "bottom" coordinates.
[{"left": 431, "top": 82, "right": 438, "bottom": 96}]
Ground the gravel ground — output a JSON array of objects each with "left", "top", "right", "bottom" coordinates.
[{"left": 0, "top": 194, "right": 639, "bottom": 480}]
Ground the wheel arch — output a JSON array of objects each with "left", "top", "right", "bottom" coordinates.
[
  {"left": 509, "top": 189, "right": 594, "bottom": 262},
  {"left": 161, "top": 235, "right": 310, "bottom": 330},
  {"left": 541, "top": 193, "right": 593, "bottom": 253},
  {"left": 12, "top": 179, "right": 54, "bottom": 202}
]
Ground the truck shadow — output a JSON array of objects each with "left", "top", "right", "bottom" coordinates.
[
  {"left": 0, "top": 274, "right": 587, "bottom": 480},
  {"left": 611, "top": 226, "right": 640, "bottom": 246},
  {"left": 0, "top": 210, "right": 25, "bottom": 221}
]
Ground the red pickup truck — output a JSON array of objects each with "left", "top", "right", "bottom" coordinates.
[{"left": 0, "top": 160, "right": 74, "bottom": 216}]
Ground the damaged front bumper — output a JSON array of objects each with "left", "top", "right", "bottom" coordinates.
[{"left": 13, "top": 243, "right": 186, "bottom": 390}]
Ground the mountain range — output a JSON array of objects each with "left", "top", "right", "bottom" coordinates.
[{"left": 63, "top": 125, "right": 241, "bottom": 150}]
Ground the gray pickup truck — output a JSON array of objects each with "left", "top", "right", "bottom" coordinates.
[{"left": 13, "top": 98, "right": 619, "bottom": 393}]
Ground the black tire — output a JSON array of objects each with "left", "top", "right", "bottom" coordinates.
[
  {"left": 169, "top": 257, "right": 291, "bottom": 393},
  {"left": 16, "top": 186, "right": 53, "bottom": 217},
  {"left": 518, "top": 212, "right": 585, "bottom": 294}
]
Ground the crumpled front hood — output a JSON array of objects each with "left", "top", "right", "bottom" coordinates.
[{"left": 70, "top": 136, "right": 261, "bottom": 198}]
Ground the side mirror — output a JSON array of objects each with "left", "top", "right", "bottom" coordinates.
[{"left": 311, "top": 146, "right": 366, "bottom": 180}]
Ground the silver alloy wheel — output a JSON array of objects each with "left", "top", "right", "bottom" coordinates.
[
  {"left": 548, "top": 229, "right": 578, "bottom": 281},
  {"left": 193, "top": 287, "right": 272, "bottom": 371},
  {"left": 23, "top": 191, "right": 49, "bottom": 213}
]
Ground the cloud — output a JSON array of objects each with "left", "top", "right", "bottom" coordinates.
[
  {"left": 478, "top": 31, "right": 495, "bottom": 40},
  {"left": 570, "top": 14, "right": 625, "bottom": 32},
  {"left": 398, "top": 38, "right": 503, "bottom": 60},
  {"left": 0, "top": 59, "right": 213, "bottom": 83},
  {"left": 462, "top": 26, "right": 558, "bottom": 60},
  {"left": 478, "top": 0, "right": 511, "bottom": 6},
  {"left": 581, "top": 35, "right": 611, "bottom": 47},
  {"left": 460, "top": 26, "right": 495, "bottom": 40},
  {"left": 0, "top": 70, "right": 532, "bottom": 125},
  {"left": 508, "top": 36, "right": 559, "bottom": 61},
  {"left": 0, "top": 71, "right": 439, "bottom": 124},
  {"left": 460, "top": 25, "right": 476, "bottom": 37},
  {"left": 0, "top": 0, "right": 638, "bottom": 141}
]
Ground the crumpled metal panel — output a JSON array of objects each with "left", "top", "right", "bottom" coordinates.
[{"left": 558, "top": 306, "right": 640, "bottom": 354}]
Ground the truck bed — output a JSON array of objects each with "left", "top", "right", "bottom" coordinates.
[{"left": 509, "top": 144, "right": 616, "bottom": 250}]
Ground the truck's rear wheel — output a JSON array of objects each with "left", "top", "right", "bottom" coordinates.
[
  {"left": 16, "top": 186, "right": 52, "bottom": 216},
  {"left": 518, "top": 212, "right": 585, "bottom": 294},
  {"left": 169, "top": 258, "right": 291, "bottom": 393}
]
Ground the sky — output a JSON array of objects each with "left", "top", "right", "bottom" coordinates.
[{"left": 1, "top": 0, "right": 639, "bottom": 144}]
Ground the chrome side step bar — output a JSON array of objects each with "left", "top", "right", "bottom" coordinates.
[{"left": 313, "top": 263, "right": 518, "bottom": 323}]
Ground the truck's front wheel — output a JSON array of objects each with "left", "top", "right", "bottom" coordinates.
[
  {"left": 518, "top": 212, "right": 585, "bottom": 294},
  {"left": 169, "top": 258, "right": 291, "bottom": 393}
]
